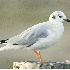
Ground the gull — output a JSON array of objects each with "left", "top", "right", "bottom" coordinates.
[{"left": 0, "top": 11, "right": 70, "bottom": 62}]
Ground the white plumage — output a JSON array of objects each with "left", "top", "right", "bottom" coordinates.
[{"left": 0, "top": 11, "right": 70, "bottom": 62}]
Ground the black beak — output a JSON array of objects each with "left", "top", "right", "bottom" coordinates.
[{"left": 64, "top": 19, "right": 70, "bottom": 22}]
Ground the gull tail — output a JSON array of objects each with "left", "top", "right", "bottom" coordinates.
[
  {"left": 0, "top": 38, "right": 24, "bottom": 51},
  {"left": 0, "top": 45, "right": 23, "bottom": 51}
]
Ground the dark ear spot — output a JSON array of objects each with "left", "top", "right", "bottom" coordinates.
[{"left": 52, "top": 15, "right": 55, "bottom": 19}]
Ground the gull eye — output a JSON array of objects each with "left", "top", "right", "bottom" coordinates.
[
  {"left": 59, "top": 16, "right": 62, "bottom": 18},
  {"left": 58, "top": 14, "right": 62, "bottom": 18}
]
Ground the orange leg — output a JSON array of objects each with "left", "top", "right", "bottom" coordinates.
[{"left": 34, "top": 51, "right": 43, "bottom": 62}]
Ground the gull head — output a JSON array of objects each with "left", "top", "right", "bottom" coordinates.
[{"left": 49, "top": 11, "right": 70, "bottom": 23}]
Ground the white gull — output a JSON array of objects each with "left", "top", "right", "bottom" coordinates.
[{"left": 0, "top": 11, "right": 70, "bottom": 62}]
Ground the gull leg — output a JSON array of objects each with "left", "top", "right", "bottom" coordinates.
[{"left": 34, "top": 51, "right": 43, "bottom": 62}]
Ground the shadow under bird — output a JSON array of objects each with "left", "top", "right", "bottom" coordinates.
[{"left": 0, "top": 11, "right": 70, "bottom": 62}]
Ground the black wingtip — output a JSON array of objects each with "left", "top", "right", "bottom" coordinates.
[
  {"left": 0, "top": 39, "right": 8, "bottom": 44},
  {"left": 0, "top": 40, "right": 6, "bottom": 44}
]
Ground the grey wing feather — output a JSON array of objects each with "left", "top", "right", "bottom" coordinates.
[
  {"left": 7, "top": 35, "right": 22, "bottom": 44},
  {"left": 19, "top": 27, "right": 48, "bottom": 47},
  {"left": 7, "top": 24, "right": 48, "bottom": 47},
  {"left": 6, "top": 27, "right": 33, "bottom": 44},
  {"left": 26, "top": 31, "right": 48, "bottom": 47}
]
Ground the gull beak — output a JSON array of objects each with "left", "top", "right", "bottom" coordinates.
[{"left": 64, "top": 19, "right": 70, "bottom": 22}]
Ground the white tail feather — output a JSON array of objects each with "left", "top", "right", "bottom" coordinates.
[
  {"left": 0, "top": 45, "right": 23, "bottom": 51},
  {"left": 0, "top": 46, "right": 13, "bottom": 51}
]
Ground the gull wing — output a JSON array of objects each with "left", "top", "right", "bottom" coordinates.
[{"left": 7, "top": 23, "right": 48, "bottom": 47}]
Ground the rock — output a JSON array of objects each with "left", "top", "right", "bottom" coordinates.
[{"left": 13, "top": 61, "right": 70, "bottom": 69}]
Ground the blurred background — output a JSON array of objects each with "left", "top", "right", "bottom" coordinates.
[{"left": 0, "top": 0, "right": 70, "bottom": 69}]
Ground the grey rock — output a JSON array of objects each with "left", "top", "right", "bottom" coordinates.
[{"left": 13, "top": 61, "right": 70, "bottom": 69}]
